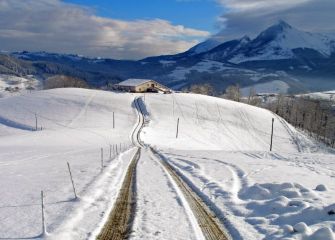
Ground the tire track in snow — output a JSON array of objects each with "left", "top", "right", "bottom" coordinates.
[
  {"left": 97, "top": 148, "right": 140, "bottom": 240},
  {"left": 150, "top": 148, "right": 231, "bottom": 240},
  {"left": 129, "top": 149, "right": 200, "bottom": 240},
  {"left": 67, "top": 92, "right": 96, "bottom": 127}
]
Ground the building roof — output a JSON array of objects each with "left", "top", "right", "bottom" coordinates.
[{"left": 117, "top": 78, "right": 153, "bottom": 87}]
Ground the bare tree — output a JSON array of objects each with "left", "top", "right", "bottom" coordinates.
[
  {"left": 188, "top": 84, "right": 214, "bottom": 96},
  {"left": 223, "top": 84, "right": 241, "bottom": 102},
  {"left": 264, "top": 94, "right": 335, "bottom": 147},
  {"left": 247, "top": 87, "right": 261, "bottom": 106},
  {"left": 44, "top": 75, "right": 88, "bottom": 89}
]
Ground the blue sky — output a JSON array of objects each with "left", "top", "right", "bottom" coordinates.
[{"left": 64, "top": 0, "right": 224, "bottom": 33}]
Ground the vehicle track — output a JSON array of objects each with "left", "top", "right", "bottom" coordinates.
[
  {"left": 150, "top": 149, "right": 231, "bottom": 240},
  {"left": 131, "top": 97, "right": 145, "bottom": 147},
  {"left": 97, "top": 147, "right": 140, "bottom": 240},
  {"left": 98, "top": 96, "right": 231, "bottom": 240},
  {"left": 97, "top": 97, "right": 144, "bottom": 240}
]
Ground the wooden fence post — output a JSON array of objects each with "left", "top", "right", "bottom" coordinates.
[
  {"left": 176, "top": 118, "right": 180, "bottom": 139},
  {"left": 67, "top": 162, "right": 77, "bottom": 199},
  {"left": 41, "top": 190, "right": 46, "bottom": 235},
  {"left": 35, "top": 114, "right": 38, "bottom": 131},
  {"left": 113, "top": 112, "right": 115, "bottom": 129},
  {"left": 270, "top": 118, "right": 274, "bottom": 151},
  {"left": 101, "top": 148, "right": 104, "bottom": 170},
  {"left": 109, "top": 145, "right": 112, "bottom": 160}
]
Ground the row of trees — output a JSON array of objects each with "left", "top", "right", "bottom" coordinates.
[
  {"left": 187, "top": 83, "right": 261, "bottom": 106},
  {"left": 266, "top": 95, "right": 335, "bottom": 147},
  {"left": 44, "top": 75, "right": 89, "bottom": 89}
]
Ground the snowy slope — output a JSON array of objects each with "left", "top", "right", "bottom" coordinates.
[
  {"left": 0, "top": 74, "right": 40, "bottom": 98},
  {"left": 141, "top": 92, "right": 335, "bottom": 240},
  {"left": 0, "top": 89, "right": 138, "bottom": 239},
  {"left": 187, "top": 33, "right": 226, "bottom": 55},
  {"left": 1, "top": 89, "right": 335, "bottom": 240},
  {"left": 141, "top": 93, "right": 315, "bottom": 152}
]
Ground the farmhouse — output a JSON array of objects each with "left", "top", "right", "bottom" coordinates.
[{"left": 116, "top": 78, "right": 171, "bottom": 93}]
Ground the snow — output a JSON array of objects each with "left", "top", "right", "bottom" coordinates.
[
  {"left": 229, "top": 22, "right": 335, "bottom": 64},
  {"left": 187, "top": 34, "right": 226, "bottom": 55},
  {"left": 241, "top": 80, "right": 290, "bottom": 96},
  {"left": 299, "top": 91, "right": 335, "bottom": 101},
  {"left": 129, "top": 148, "right": 201, "bottom": 240},
  {"left": 159, "top": 60, "right": 176, "bottom": 66},
  {"left": 117, "top": 78, "right": 153, "bottom": 87},
  {"left": 140, "top": 92, "right": 335, "bottom": 239},
  {"left": 169, "top": 60, "right": 234, "bottom": 80},
  {"left": 0, "top": 74, "right": 40, "bottom": 98},
  {"left": 1, "top": 88, "right": 335, "bottom": 240},
  {"left": 0, "top": 88, "right": 137, "bottom": 239}
]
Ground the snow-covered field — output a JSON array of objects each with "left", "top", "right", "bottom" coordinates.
[
  {"left": 142, "top": 93, "right": 335, "bottom": 240},
  {"left": 0, "top": 89, "right": 137, "bottom": 239},
  {"left": 1, "top": 88, "right": 334, "bottom": 240},
  {"left": 241, "top": 80, "right": 290, "bottom": 96},
  {"left": 299, "top": 91, "right": 335, "bottom": 101}
]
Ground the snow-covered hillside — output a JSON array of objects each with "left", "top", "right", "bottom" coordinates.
[
  {"left": 141, "top": 93, "right": 335, "bottom": 239},
  {"left": 0, "top": 89, "right": 334, "bottom": 240},
  {"left": 187, "top": 33, "right": 227, "bottom": 55},
  {"left": 0, "top": 74, "right": 40, "bottom": 98},
  {"left": 299, "top": 90, "right": 335, "bottom": 101},
  {"left": 0, "top": 89, "right": 137, "bottom": 239}
]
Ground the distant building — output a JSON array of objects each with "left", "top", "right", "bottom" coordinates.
[{"left": 116, "top": 78, "right": 171, "bottom": 93}]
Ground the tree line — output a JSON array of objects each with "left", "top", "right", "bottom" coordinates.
[{"left": 266, "top": 94, "right": 335, "bottom": 147}]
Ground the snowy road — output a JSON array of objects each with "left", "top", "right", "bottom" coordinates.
[
  {"left": 129, "top": 148, "right": 201, "bottom": 240},
  {"left": 127, "top": 97, "right": 230, "bottom": 240}
]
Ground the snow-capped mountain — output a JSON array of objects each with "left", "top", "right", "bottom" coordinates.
[
  {"left": 226, "top": 21, "right": 335, "bottom": 63},
  {"left": 3, "top": 21, "right": 335, "bottom": 95},
  {"left": 186, "top": 33, "right": 227, "bottom": 55}
]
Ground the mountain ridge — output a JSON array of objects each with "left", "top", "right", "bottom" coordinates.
[{"left": 2, "top": 20, "right": 335, "bottom": 95}]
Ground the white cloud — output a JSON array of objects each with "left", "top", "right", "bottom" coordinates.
[
  {"left": 218, "top": 0, "right": 310, "bottom": 12},
  {"left": 0, "top": 0, "right": 209, "bottom": 59},
  {"left": 215, "top": 0, "right": 335, "bottom": 39}
]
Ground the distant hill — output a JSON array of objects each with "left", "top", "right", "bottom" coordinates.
[{"left": 3, "top": 21, "right": 335, "bottom": 95}]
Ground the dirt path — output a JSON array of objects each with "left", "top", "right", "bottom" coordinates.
[{"left": 97, "top": 148, "right": 140, "bottom": 240}]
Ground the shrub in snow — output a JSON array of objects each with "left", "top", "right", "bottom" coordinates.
[
  {"left": 309, "top": 227, "right": 335, "bottom": 240},
  {"left": 325, "top": 204, "right": 335, "bottom": 216},
  {"left": 315, "top": 184, "right": 327, "bottom": 191},
  {"left": 293, "top": 222, "right": 311, "bottom": 234},
  {"left": 328, "top": 210, "right": 335, "bottom": 215}
]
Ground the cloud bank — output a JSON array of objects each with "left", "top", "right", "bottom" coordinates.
[
  {"left": 216, "top": 0, "right": 335, "bottom": 39},
  {"left": 0, "top": 0, "right": 209, "bottom": 59}
]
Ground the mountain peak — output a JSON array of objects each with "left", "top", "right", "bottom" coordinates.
[
  {"left": 240, "top": 35, "right": 251, "bottom": 43},
  {"left": 276, "top": 20, "right": 292, "bottom": 29},
  {"left": 266, "top": 20, "right": 293, "bottom": 34},
  {"left": 255, "top": 20, "right": 294, "bottom": 43}
]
